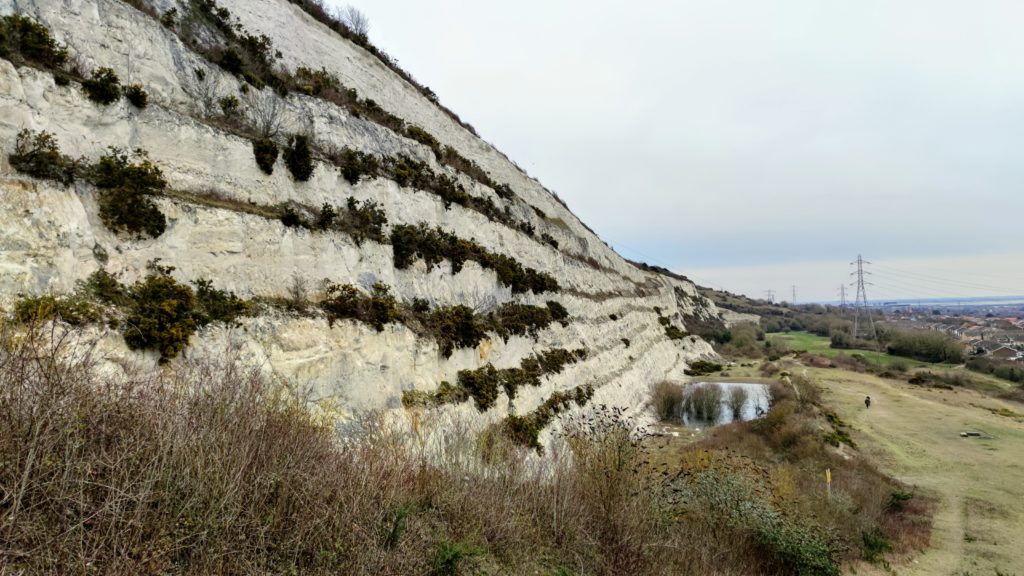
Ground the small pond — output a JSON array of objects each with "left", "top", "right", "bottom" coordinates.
[{"left": 678, "top": 382, "right": 771, "bottom": 427}]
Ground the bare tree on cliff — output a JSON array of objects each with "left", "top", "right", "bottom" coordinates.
[{"left": 335, "top": 5, "right": 369, "bottom": 39}]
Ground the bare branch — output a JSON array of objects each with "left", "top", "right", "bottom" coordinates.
[
  {"left": 245, "top": 90, "right": 288, "bottom": 138},
  {"left": 333, "top": 5, "right": 369, "bottom": 38}
]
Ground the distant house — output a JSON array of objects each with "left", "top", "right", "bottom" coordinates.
[
  {"left": 975, "top": 341, "right": 1003, "bottom": 354},
  {"left": 991, "top": 347, "right": 1019, "bottom": 361},
  {"left": 964, "top": 326, "right": 989, "bottom": 339}
]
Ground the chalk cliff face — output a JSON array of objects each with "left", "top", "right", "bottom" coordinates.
[{"left": 0, "top": 0, "right": 722, "bottom": 432}]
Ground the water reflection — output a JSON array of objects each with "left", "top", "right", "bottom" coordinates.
[{"left": 679, "top": 382, "right": 770, "bottom": 427}]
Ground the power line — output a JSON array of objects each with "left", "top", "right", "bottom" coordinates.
[
  {"left": 871, "top": 262, "right": 1022, "bottom": 295},
  {"left": 879, "top": 260, "right": 1024, "bottom": 284},
  {"left": 871, "top": 272, "right": 1002, "bottom": 300},
  {"left": 765, "top": 289, "right": 776, "bottom": 303},
  {"left": 871, "top": 275, "right": 965, "bottom": 297},
  {"left": 838, "top": 285, "right": 847, "bottom": 309}
]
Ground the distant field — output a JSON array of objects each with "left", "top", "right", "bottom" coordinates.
[
  {"left": 766, "top": 331, "right": 1015, "bottom": 394},
  {"left": 766, "top": 331, "right": 931, "bottom": 369}
]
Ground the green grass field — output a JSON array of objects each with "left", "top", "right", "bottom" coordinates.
[
  {"left": 766, "top": 331, "right": 932, "bottom": 369},
  {"left": 766, "top": 331, "right": 1017, "bottom": 394}
]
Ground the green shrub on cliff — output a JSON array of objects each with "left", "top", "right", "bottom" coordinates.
[
  {"left": 0, "top": 15, "right": 69, "bottom": 70},
  {"left": 82, "top": 67, "right": 122, "bottom": 104},
  {"left": 89, "top": 147, "right": 168, "bottom": 238},
  {"left": 283, "top": 134, "right": 314, "bottom": 181},
  {"left": 8, "top": 129, "right": 78, "bottom": 185}
]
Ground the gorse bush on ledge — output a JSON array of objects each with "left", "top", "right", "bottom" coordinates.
[
  {"left": 404, "top": 348, "right": 588, "bottom": 411},
  {"left": 82, "top": 67, "right": 122, "bottom": 104},
  {"left": 89, "top": 147, "right": 168, "bottom": 238},
  {"left": 490, "top": 301, "right": 569, "bottom": 341},
  {"left": 122, "top": 264, "right": 251, "bottom": 361},
  {"left": 503, "top": 384, "right": 595, "bottom": 450},
  {"left": 283, "top": 134, "right": 314, "bottom": 181},
  {"left": 279, "top": 207, "right": 305, "bottom": 228},
  {"left": 219, "top": 94, "right": 240, "bottom": 115},
  {"left": 391, "top": 223, "right": 559, "bottom": 294},
  {"left": 334, "top": 147, "right": 380, "bottom": 185},
  {"left": 8, "top": 129, "right": 78, "bottom": 185},
  {"left": 252, "top": 138, "right": 279, "bottom": 174},
  {"left": 124, "top": 83, "right": 148, "bottom": 108},
  {"left": 424, "top": 301, "right": 568, "bottom": 358},
  {"left": 12, "top": 266, "right": 252, "bottom": 362},
  {"left": 0, "top": 14, "right": 69, "bottom": 71},
  {"left": 320, "top": 282, "right": 400, "bottom": 332},
  {"left": 337, "top": 197, "right": 387, "bottom": 245},
  {"left": 321, "top": 280, "right": 401, "bottom": 330},
  {"left": 684, "top": 360, "right": 723, "bottom": 376},
  {"left": 122, "top": 263, "right": 197, "bottom": 361},
  {"left": 665, "top": 325, "right": 688, "bottom": 340},
  {"left": 424, "top": 305, "right": 484, "bottom": 357},
  {"left": 405, "top": 124, "right": 441, "bottom": 156},
  {"left": 7, "top": 131, "right": 168, "bottom": 239},
  {"left": 14, "top": 293, "right": 103, "bottom": 326}
]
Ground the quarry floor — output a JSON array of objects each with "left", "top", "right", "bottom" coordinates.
[{"left": 805, "top": 365, "right": 1024, "bottom": 576}]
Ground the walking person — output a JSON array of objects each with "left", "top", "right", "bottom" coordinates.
[{"left": 864, "top": 395, "right": 871, "bottom": 409}]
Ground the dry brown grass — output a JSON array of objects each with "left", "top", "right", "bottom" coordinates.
[
  {"left": 0, "top": 324, "right": 819, "bottom": 575},
  {"left": 0, "top": 323, "right": 931, "bottom": 575}
]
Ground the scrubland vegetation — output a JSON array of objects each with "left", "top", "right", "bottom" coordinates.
[
  {"left": 966, "top": 356, "right": 1024, "bottom": 384},
  {"left": 648, "top": 375, "right": 931, "bottom": 573},
  {"left": 0, "top": 326, "right": 930, "bottom": 575}
]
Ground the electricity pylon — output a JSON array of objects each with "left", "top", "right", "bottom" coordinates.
[{"left": 850, "top": 254, "right": 876, "bottom": 340}]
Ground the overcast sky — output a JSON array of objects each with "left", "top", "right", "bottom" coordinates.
[{"left": 327, "top": 0, "right": 1024, "bottom": 302}]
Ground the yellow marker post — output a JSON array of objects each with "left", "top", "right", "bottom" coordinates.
[{"left": 826, "top": 468, "right": 832, "bottom": 500}]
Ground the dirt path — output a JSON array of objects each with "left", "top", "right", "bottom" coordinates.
[{"left": 809, "top": 367, "right": 1024, "bottom": 575}]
